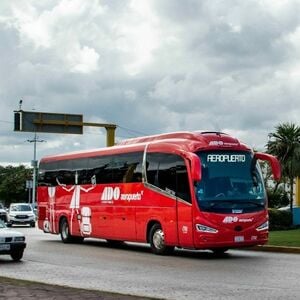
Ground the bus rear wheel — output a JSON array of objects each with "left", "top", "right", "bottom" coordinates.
[
  {"left": 60, "top": 218, "right": 84, "bottom": 244},
  {"left": 60, "top": 218, "right": 72, "bottom": 243},
  {"left": 149, "top": 224, "right": 174, "bottom": 255}
]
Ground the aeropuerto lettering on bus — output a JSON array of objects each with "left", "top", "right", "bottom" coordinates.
[{"left": 37, "top": 131, "right": 281, "bottom": 255}]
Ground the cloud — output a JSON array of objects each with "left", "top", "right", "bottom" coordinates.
[{"left": 0, "top": 0, "right": 300, "bottom": 165}]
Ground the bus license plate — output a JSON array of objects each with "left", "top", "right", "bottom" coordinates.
[{"left": 234, "top": 236, "right": 244, "bottom": 243}]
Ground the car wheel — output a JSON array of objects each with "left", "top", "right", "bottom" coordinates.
[
  {"left": 11, "top": 250, "right": 24, "bottom": 261},
  {"left": 30, "top": 222, "right": 35, "bottom": 228},
  {"left": 149, "top": 224, "right": 174, "bottom": 255}
]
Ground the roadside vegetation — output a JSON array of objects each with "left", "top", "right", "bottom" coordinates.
[
  {"left": 0, "top": 165, "right": 32, "bottom": 207},
  {"left": 266, "top": 123, "right": 300, "bottom": 213},
  {"left": 268, "top": 228, "right": 300, "bottom": 247}
]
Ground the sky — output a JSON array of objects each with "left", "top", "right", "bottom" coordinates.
[{"left": 0, "top": 0, "right": 300, "bottom": 166}]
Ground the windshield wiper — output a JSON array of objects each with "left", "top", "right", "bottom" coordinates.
[
  {"left": 241, "top": 201, "right": 265, "bottom": 208},
  {"left": 208, "top": 200, "right": 265, "bottom": 209},
  {"left": 209, "top": 200, "right": 237, "bottom": 208}
]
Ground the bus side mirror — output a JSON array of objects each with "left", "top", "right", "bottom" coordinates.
[
  {"left": 188, "top": 153, "right": 202, "bottom": 183},
  {"left": 254, "top": 152, "right": 281, "bottom": 181}
]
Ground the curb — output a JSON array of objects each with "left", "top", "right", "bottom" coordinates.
[{"left": 250, "top": 245, "right": 300, "bottom": 254}]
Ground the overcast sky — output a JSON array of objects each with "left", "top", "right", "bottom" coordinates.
[{"left": 1, "top": 0, "right": 300, "bottom": 165}]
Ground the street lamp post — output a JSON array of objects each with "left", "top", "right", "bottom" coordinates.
[{"left": 27, "top": 133, "right": 45, "bottom": 205}]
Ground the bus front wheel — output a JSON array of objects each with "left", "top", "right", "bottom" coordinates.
[{"left": 149, "top": 224, "right": 174, "bottom": 255}]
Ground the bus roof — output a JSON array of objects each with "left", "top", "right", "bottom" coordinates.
[{"left": 40, "top": 131, "right": 251, "bottom": 163}]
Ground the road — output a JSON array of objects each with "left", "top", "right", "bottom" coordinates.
[{"left": 1, "top": 226, "right": 300, "bottom": 300}]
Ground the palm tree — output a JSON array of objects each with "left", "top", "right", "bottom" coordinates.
[{"left": 267, "top": 123, "right": 300, "bottom": 214}]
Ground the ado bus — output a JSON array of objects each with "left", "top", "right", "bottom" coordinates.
[{"left": 37, "top": 131, "right": 280, "bottom": 255}]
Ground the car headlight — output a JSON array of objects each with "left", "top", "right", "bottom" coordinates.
[
  {"left": 196, "top": 224, "right": 218, "bottom": 233},
  {"left": 256, "top": 221, "right": 269, "bottom": 231},
  {"left": 14, "top": 236, "right": 25, "bottom": 242}
]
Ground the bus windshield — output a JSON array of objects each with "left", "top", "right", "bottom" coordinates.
[{"left": 195, "top": 151, "right": 266, "bottom": 213}]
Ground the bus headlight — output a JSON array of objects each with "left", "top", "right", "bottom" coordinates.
[
  {"left": 196, "top": 224, "right": 218, "bottom": 233},
  {"left": 256, "top": 221, "right": 269, "bottom": 231}
]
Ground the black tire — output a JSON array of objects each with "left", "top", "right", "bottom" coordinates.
[
  {"left": 60, "top": 218, "right": 84, "bottom": 244},
  {"left": 149, "top": 224, "right": 174, "bottom": 255},
  {"left": 30, "top": 222, "right": 35, "bottom": 228},
  {"left": 60, "top": 218, "right": 73, "bottom": 243},
  {"left": 11, "top": 250, "right": 24, "bottom": 261}
]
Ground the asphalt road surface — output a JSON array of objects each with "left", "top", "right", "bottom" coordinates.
[{"left": 1, "top": 226, "right": 300, "bottom": 300}]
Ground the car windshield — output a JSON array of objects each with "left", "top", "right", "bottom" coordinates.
[
  {"left": 195, "top": 151, "right": 266, "bottom": 213},
  {"left": 10, "top": 204, "right": 32, "bottom": 212}
]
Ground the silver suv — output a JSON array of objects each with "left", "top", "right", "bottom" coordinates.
[{"left": 7, "top": 203, "right": 36, "bottom": 227}]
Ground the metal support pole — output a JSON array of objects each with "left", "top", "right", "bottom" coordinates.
[
  {"left": 83, "top": 122, "right": 117, "bottom": 146},
  {"left": 27, "top": 133, "right": 45, "bottom": 205},
  {"left": 106, "top": 126, "right": 116, "bottom": 147}
]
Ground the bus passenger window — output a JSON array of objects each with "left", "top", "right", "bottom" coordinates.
[{"left": 146, "top": 153, "right": 191, "bottom": 203}]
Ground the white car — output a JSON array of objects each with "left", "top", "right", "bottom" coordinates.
[
  {"left": 7, "top": 203, "right": 36, "bottom": 227},
  {"left": 0, "top": 220, "right": 26, "bottom": 261}
]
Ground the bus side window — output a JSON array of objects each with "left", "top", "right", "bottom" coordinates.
[
  {"left": 38, "top": 161, "right": 59, "bottom": 187},
  {"left": 117, "top": 153, "right": 143, "bottom": 183},
  {"left": 88, "top": 156, "right": 112, "bottom": 184},
  {"left": 87, "top": 152, "right": 143, "bottom": 184},
  {"left": 122, "top": 164, "right": 136, "bottom": 183},
  {"left": 176, "top": 162, "right": 191, "bottom": 203},
  {"left": 146, "top": 153, "right": 191, "bottom": 203}
]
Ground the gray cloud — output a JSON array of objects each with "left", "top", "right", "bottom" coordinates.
[{"left": 0, "top": 0, "right": 299, "bottom": 164}]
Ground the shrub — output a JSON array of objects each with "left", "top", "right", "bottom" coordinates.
[
  {"left": 268, "top": 208, "right": 292, "bottom": 230},
  {"left": 267, "top": 189, "right": 289, "bottom": 208}
]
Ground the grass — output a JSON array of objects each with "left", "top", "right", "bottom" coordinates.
[{"left": 268, "top": 228, "right": 300, "bottom": 247}]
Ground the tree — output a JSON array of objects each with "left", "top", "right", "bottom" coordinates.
[
  {"left": 267, "top": 123, "right": 300, "bottom": 213},
  {"left": 0, "top": 165, "right": 32, "bottom": 206}
]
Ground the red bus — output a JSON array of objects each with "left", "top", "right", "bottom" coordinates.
[{"left": 37, "top": 131, "right": 280, "bottom": 255}]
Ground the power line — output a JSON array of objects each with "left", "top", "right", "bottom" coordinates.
[{"left": 117, "top": 125, "right": 149, "bottom": 137}]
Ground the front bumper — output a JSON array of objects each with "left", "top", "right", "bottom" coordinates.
[
  {"left": 194, "top": 230, "right": 268, "bottom": 249},
  {"left": 0, "top": 242, "right": 26, "bottom": 255},
  {"left": 8, "top": 216, "right": 35, "bottom": 225}
]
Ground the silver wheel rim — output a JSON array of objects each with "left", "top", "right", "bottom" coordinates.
[{"left": 153, "top": 229, "right": 165, "bottom": 250}]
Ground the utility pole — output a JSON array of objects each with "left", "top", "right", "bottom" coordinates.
[{"left": 27, "top": 133, "right": 45, "bottom": 205}]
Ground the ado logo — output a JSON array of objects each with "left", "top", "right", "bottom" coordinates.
[
  {"left": 101, "top": 187, "right": 121, "bottom": 201},
  {"left": 223, "top": 216, "right": 238, "bottom": 224}
]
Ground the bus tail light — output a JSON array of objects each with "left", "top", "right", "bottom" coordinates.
[
  {"left": 256, "top": 221, "right": 269, "bottom": 231},
  {"left": 196, "top": 224, "right": 218, "bottom": 233}
]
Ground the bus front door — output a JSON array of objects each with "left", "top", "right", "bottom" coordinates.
[{"left": 176, "top": 200, "right": 194, "bottom": 247}]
